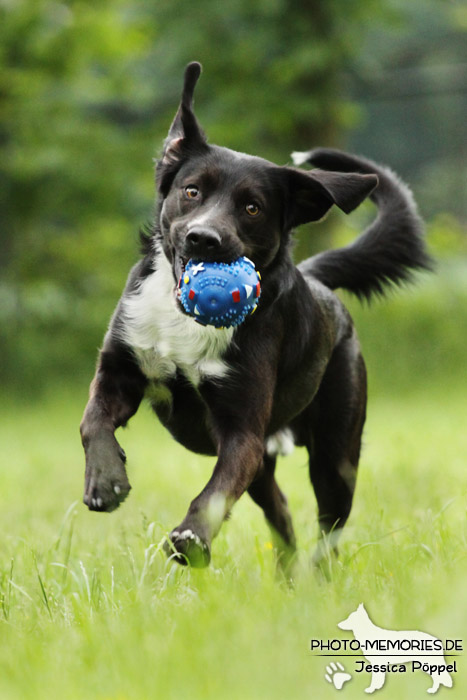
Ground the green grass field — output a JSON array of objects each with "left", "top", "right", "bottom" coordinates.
[
  {"left": 1, "top": 380, "right": 466, "bottom": 699},
  {"left": 1, "top": 269, "right": 466, "bottom": 699}
]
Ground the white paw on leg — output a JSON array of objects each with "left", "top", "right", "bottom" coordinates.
[
  {"left": 164, "top": 528, "right": 211, "bottom": 568},
  {"left": 324, "top": 661, "right": 352, "bottom": 690}
]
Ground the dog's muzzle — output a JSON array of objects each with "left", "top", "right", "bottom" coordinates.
[{"left": 184, "top": 226, "right": 222, "bottom": 260}]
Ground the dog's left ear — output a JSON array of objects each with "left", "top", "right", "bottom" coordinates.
[
  {"left": 286, "top": 167, "right": 378, "bottom": 227},
  {"left": 160, "top": 62, "right": 207, "bottom": 168}
]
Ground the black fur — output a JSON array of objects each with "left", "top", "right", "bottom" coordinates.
[
  {"left": 80, "top": 63, "right": 432, "bottom": 570},
  {"left": 297, "top": 149, "right": 433, "bottom": 300}
]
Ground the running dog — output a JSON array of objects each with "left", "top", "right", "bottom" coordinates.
[{"left": 80, "top": 62, "right": 431, "bottom": 568}]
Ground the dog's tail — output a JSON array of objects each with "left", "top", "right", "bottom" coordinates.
[{"left": 293, "top": 148, "right": 433, "bottom": 300}]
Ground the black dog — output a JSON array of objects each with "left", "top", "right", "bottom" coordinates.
[{"left": 80, "top": 63, "right": 431, "bottom": 568}]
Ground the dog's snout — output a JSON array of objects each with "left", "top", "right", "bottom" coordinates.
[{"left": 185, "top": 227, "right": 222, "bottom": 259}]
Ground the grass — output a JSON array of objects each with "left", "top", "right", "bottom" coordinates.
[
  {"left": 1, "top": 259, "right": 466, "bottom": 699},
  {"left": 0, "top": 376, "right": 466, "bottom": 699}
]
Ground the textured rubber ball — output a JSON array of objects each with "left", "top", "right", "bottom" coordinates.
[{"left": 178, "top": 257, "right": 261, "bottom": 329}]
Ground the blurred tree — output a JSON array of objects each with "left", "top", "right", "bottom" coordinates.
[
  {"left": 346, "top": 0, "right": 467, "bottom": 221},
  {"left": 0, "top": 0, "right": 463, "bottom": 391},
  {"left": 0, "top": 0, "right": 158, "bottom": 386}
]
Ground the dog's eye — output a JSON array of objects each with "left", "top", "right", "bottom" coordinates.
[
  {"left": 184, "top": 185, "right": 200, "bottom": 199},
  {"left": 245, "top": 203, "right": 260, "bottom": 217}
]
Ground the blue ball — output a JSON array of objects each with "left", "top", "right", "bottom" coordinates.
[{"left": 178, "top": 257, "right": 261, "bottom": 328}]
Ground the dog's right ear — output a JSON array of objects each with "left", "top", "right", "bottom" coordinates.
[{"left": 158, "top": 62, "right": 207, "bottom": 172}]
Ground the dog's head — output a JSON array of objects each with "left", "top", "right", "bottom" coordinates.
[{"left": 156, "top": 62, "right": 377, "bottom": 287}]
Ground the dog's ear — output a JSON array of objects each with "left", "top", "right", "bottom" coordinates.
[
  {"left": 286, "top": 167, "right": 378, "bottom": 228},
  {"left": 160, "top": 62, "right": 207, "bottom": 168}
]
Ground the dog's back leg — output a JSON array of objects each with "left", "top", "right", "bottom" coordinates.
[
  {"left": 248, "top": 453, "right": 296, "bottom": 573},
  {"left": 299, "top": 332, "right": 367, "bottom": 563}
]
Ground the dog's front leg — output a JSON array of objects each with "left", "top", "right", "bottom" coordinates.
[
  {"left": 164, "top": 332, "right": 279, "bottom": 567},
  {"left": 165, "top": 430, "right": 265, "bottom": 567},
  {"left": 80, "top": 341, "right": 147, "bottom": 512}
]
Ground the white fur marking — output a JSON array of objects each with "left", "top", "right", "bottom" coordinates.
[
  {"left": 173, "top": 530, "right": 206, "bottom": 550},
  {"left": 338, "top": 459, "right": 357, "bottom": 491},
  {"left": 121, "top": 252, "right": 233, "bottom": 385},
  {"left": 312, "top": 528, "right": 343, "bottom": 565},
  {"left": 265, "top": 428, "right": 295, "bottom": 457},
  {"left": 206, "top": 493, "right": 226, "bottom": 534},
  {"left": 291, "top": 150, "right": 310, "bottom": 166}
]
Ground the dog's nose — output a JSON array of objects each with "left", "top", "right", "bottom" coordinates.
[{"left": 185, "top": 227, "right": 222, "bottom": 259}]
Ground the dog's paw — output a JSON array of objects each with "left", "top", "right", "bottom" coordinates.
[
  {"left": 83, "top": 458, "right": 131, "bottom": 513},
  {"left": 164, "top": 529, "right": 211, "bottom": 568},
  {"left": 83, "top": 438, "right": 131, "bottom": 512},
  {"left": 83, "top": 475, "right": 131, "bottom": 512}
]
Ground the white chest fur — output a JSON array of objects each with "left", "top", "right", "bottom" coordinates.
[{"left": 120, "top": 253, "right": 234, "bottom": 385}]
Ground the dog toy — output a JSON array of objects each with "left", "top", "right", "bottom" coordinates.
[{"left": 178, "top": 256, "right": 261, "bottom": 328}]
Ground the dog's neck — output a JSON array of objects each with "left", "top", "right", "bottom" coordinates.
[{"left": 120, "top": 247, "right": 234, "bottom": 385}]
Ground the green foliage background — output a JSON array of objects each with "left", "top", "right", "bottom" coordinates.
[{"left": 1, "top": 0, "right": 466, "bottom": 393}]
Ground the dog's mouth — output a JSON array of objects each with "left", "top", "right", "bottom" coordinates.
[
  {"left": 173, "top": 255, "right": 188, "bottom": 306},
  {"left": 174, "top": 255, "right": 186, "bottom": 285}
]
